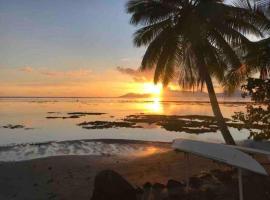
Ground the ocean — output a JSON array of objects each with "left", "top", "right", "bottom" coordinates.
[{"left": 0, "top": 97, "right": 251, "bottom": 161}]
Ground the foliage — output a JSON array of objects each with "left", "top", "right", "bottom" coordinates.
[
  {"left": 127, "top": 0, "right": 270, "bottom": 87},
  {"left": 244, "top": 38, "right": 270, "bottom": 79},
  {"left": 241, "top": 78, "right": 270, "bottom": 102},
  {"left": 232, "top": 78, "right": 270, "bottom": 140},
  {"left": 126, "top": 0, "right": 270, "bottom": 89},
  {"left": 126, "top": 0, "right": 270, "bottom": 144}
]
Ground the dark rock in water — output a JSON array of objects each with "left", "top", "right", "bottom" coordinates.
[
  {"left": 78, "top": 121, "right": 142, "bottom": 129},
  {"left": 67, "top": 112, "right": 106, "bottom": 115},
  {"left": 91, "top": 170, "right": 137, "bottom": 200},
  {"left": 123, "top": 114, "right": 259, "bottom": 134},
  {"left": 2, "top": 124, "right": 25, "bottom": 129},
  {"left": 68, "top": 115, "right": 81, "bottom": 118},
  {"left": 46, "top": 112, "right": 106, "bottom": 120},
  {"left": 47, "top": 112, "right": 61, "bottom": 114}
]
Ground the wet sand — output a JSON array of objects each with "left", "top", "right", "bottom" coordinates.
[{"left": 0, "top": 141, "right": 269, "bottom": 200}]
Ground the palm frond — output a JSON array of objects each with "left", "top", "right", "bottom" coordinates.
[
  {"left": 133, "top": 18, "right": 172, "bottom": 47},
  {"left": 126, "top": 0, "right": 179, "bottom": 25},
  {"left": 140, "top": 27, "right": 176, "bottom": 70}
]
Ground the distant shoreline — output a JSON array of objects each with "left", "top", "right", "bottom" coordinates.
[
  {"left": 0, "top": 96, "right": 252, "bottom": 104},
  {"left": 0, "top": 96, "right": 117, "bottom": 99}
]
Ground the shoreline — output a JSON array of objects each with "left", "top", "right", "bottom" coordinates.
[
  {"left": 0, "top": 139, "right": 172, "bottom": 162},
  {"left": 0, "top": 96, "right": 252, "bottom": 104},
  {"left": 1, "top": 138, "right": 270, "bottom": 162},
  {"left": 0, "top": 140, "right": 269, "bottom": 199},
  {"left": 0, "top": 149, "right": 227, "bottom": 200}
]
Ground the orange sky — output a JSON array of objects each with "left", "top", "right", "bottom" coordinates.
[
  {"left": 0, "top": 67, "right": 139, "bottom": 97},
  {"left": 0, "top": 1, "right": 231, "bottom": 98},
  {"left": 0, "top": 65, "right": 225, "bottom": 97}
]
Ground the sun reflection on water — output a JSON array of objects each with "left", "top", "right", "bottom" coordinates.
[
  {"left": 144, "top": 97, "right": 163, "bottom": 113},
  {"left": 131, "top": 146, "right": 169, "bottom": 157}
]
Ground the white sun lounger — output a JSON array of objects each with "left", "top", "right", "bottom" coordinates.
[
  {"left": 172, "top": 139, "right": 268, "bottom": 200},
  {"left": 227, "top": 144, "right": 270, "bottom": 156}
]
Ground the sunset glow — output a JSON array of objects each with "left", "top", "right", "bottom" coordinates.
[
  {"left": 143, "top": 83, "right": 163, "bottom": 96},
  {"left": 139, "top": 97, "right": 163, "bottom": 113}
]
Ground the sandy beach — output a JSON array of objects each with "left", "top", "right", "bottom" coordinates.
[
  {"left": 0, "top": 141, "right": 270, "bottom": 200},
  {"left": 0, "top": 140, "right": 251, "bottom": 200}
]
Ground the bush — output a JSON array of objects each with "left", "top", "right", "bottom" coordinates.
[{"left": 232, "top": 78, "right": 270, "bottom": 141}]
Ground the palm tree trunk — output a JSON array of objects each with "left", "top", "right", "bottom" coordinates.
[
  {"left": 203, "top": 69, "right": 236, "bottom": 145},
  {"left": 193, "top": 45, "right": 236, "bottom": 145}
]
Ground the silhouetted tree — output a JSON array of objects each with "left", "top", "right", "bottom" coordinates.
[
  {"left": 233, "top": 78, "right": 270, "bottom": 140},
  {"left": 244, "top": 37, "right": 270, "bottom": 79},
  {"left": 126, "top": 0, "right": 270, "bottom": 144}
]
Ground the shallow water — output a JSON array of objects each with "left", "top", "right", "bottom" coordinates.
[{"left": 0, "top": 97, "right": 251, "bottom": 161}]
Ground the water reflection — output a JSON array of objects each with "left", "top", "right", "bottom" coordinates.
[
  {"left": 0, "top": 97, "right": 249, "bottom": 146},
  {"left": 138, "top": 97, "right": 164, "bottom": 114},
  {"left": 132, "top": 146, "right": 169, "bottom": 157}
]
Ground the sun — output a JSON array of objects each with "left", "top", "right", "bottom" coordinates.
[{"left": 143, "top": 83, "right": 162, "bottom": 96}]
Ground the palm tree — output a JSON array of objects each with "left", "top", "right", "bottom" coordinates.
[
  {"left": 255, "top": 0, "right": 270, "bottom": 14},
  {"left": 237, "top": 0, "right": 270, "bottom": 78},
  {"left": 126, "top": 0, "right": 270, "bottom": 144},
  {"left": 245, "top": 37, "right": 270, "bottom": 79}
]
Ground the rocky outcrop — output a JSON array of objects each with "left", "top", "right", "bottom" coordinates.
[
  {"left": 91, "top": 169, "right": 270, "bottom": 200},
  {"left": 91, "top": 170, "right": 137, "bottom": 200}
]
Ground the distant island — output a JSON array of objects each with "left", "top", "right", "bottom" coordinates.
[
  {"left": 119, "top": 91, "right": 213, "bottom": 98},
  {"left": 119, "top": 90, "right": 246, "bottom": 101},
  {"left": 119, "top": 93, "right": 152, "bottom": 98}
]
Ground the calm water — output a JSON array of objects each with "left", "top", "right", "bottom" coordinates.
[
  {"left": 0, "top": 97, "right": 252, "bottom": 161},
  {"left": 0, "top": 97, "right": 250, "bottom": 145}
]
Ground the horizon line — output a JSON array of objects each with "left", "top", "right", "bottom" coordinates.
[{"left": 0, "top": 96, "right": 117, "bottom": 98}]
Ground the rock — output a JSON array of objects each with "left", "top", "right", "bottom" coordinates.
[
  {"left": 91, "top": 170, "right": 137, "bottom": 200},
  {"left": 187, "top": 189, "right": 216, "bottom": 200},
  {"left": 211, "top": 169, "right": 233, "bottom": 183},
  {"left": 167, "top": 179, "right": 184, "bottom": 189},
  {"left": 152, "top": 183, "right": 165, "bottom": 190},
  {"left": 189, "top": 176, "right": 202, "bottom": 189},
  {"left": 167, "top": 179, "right": 185, "bottom": 198},
  {"left": 135, "top": 187, "right": 144, "bottom": 194},
  {"left": 152, "top": 183, "right": 167, "bottom": 200},
  {"left": 135, "top": 187, "right": 144, "bottom": 200},
  {"left": 143, "top": 182, "right": 152, "bottom": 190}
]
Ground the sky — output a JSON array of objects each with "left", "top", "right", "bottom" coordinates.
[
  {"left": 0, "top": 0, "right": 251, "bottom": 97},
  {"left": 0, "top": 0, "right": 154, "bottom": 97}
]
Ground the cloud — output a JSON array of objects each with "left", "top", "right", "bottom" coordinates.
[
  {"left": 20, "top": 66, "right": 34, "bottom": 73},
  {"left": 19, "top": 66, "right": 92, "bottom": 78},
  {"left": 119, "top": 57, "right": 132, "bottom": 62},
  {"left": 116, "top": 66, "right": 153, "bottom": 82},
  {"left": 39, "top": 68, "right": 92, "bottom": 78}
]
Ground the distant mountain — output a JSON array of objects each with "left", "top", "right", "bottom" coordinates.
[
  {"left": 119, "top": 93, "right": 152, "bottom": 98},
  {"left": 119, "top": 89, "right": 244, "bottom": 101},
  {"left": 120, "top": 91, "right": 209, "bottom": 99},
  {"left": 164, "top": 89, "right": 243, "bottom": 98},
  {"left": 163, "top": 90, "right": 208, "bottom": 98}
]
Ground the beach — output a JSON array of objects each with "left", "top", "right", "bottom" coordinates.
[
  {"left": 0, "top": 141, "right": 228, "bottom": 200},
  {"left": 1, "top": 0, "right": 270, "bottom": 199},
  {"left": 0, "top": 98, "right": 268, "bottom": 199},
  {"left": 0, "top": 140, "right": 269, "bottom": 200}
]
